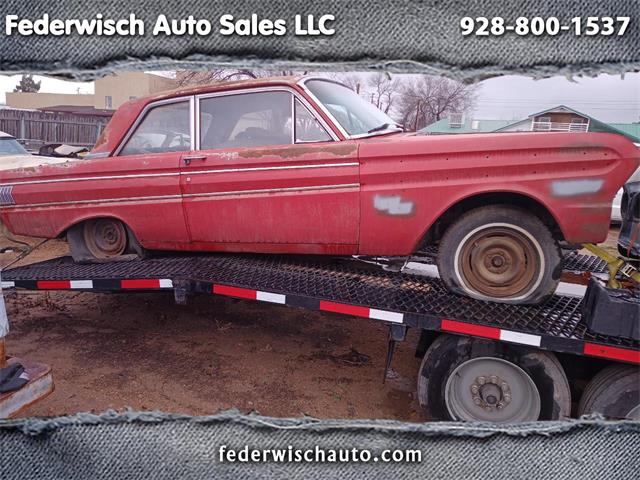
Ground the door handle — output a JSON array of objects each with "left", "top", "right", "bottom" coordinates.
[{"left": 183, "top": 154, "right": 207, "bottom": 165}]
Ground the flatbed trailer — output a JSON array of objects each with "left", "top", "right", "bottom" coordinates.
[{"left": 2, "top": 250, "right": 639, "bottom": 421}]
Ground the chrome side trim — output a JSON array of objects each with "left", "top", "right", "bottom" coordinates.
[
  {"left": 0, "top": 172, "right": 178, "bottom": 187},
  {"left": 0, "top": 162, "right": 358, "bottom": 187},
  {"left": 184, "top": 162, "right": 358, "bottom": 176},
  {"left": 189, "top": 96, "right": 196, "bottom": 151},
  {"left": 184, "top": 183, "right": 359, "bottom": 199},
  {"left": 3, "top": 184, "right": 359, "bottom": 209},
  {"left": 290, "top": 92, "right": 295, "bottom": 144},
  {"left": 4, "top": 194, "right": 183, "bottom": 209}
]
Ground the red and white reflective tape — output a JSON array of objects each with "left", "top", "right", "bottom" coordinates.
[
  {"left": 212, "top": 284, "right": 285, "bottom": 305},
  {"left": 121, "top": 279, "right": 173, "bottom": 289},
  {"left": 319, "top": 300, "right": 404, "bottom": 324},
  {"left": 35, "top": 280, "right": 94, "bottom": 289},
  {"left": 211, "top": 286, "right": 405, "bottom": 323},
  {"left": 4, "top": 278, "right": 174, "bottom": 290},
  {"left": 441, "top": 319, "right": 541, "bottom": 347}
]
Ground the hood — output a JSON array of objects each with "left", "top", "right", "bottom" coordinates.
[{"left": 0, "top": 154, "right": 75, "bottom": 173}]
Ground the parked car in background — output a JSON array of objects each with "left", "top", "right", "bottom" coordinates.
[
  {"left": 612, "top": 189, "right": 623, "bottom": 223},
  {"left": 0, "top": 131, "right": 29, "bottom": 157},
  {"left": 618, "top": 177, "right": 640, "bottom": 261},
  {"left": 0, "top": 77, "right": 638, "bottom": 305},
  {"left": 611, "top": 164, "right": 640, "bottom": 224}
]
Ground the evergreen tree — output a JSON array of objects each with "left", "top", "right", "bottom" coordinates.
[{"left": 13, "top": 75, "right": 41, "bottom": 93}]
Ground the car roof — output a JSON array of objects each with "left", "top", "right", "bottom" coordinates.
[
  {"left": 0, "top": 131, "right": 15, "bottom": 139},
  {"left": 129, "top": 75, "right": 307, "bottom": 109}
]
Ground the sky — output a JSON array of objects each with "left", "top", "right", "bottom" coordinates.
[
  {"left": 469, "top": 73, "right": 640, "bottom": 123},
  {"left": 0, "top": 71, "right": 638, "bottom": 123}
]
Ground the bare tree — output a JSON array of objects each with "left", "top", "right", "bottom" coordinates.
[
  {"left": 175, "top": 69, "right": 304, "bottom": 87},
  {"left": 396, "top": 76, "right": 477, "bottom": 131},
  {"left": 366, "top": 73, "right": 401, "bottom": 115},
  {"left": 328, "top": 73, "right": 363, "bottom": 93}
]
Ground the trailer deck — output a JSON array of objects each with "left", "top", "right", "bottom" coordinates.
[{"left": 3, "top": 252, "right": 638, "bottom": 365}]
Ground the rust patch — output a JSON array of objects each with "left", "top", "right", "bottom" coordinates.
[{"left": 238, "top": 143, "right": 357, "bottom": 159}]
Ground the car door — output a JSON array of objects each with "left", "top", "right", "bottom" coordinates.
[
  {"left": 103, "top": 98, "right": 192, "bottom": 246},
  {"left": 179, "top": 88, "right": 360, "bottom": 254}
]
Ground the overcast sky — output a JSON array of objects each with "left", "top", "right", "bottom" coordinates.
[{"left": 0, "top": 71, "right": 638, "bottom": 123}]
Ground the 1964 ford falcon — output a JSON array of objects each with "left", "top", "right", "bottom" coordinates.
[{"left": 0, "top": 77, "right": 638, "bottom": 304}]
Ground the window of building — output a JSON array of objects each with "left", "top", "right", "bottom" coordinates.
[
  {"left": 119, "top": 101, "right": 191, "bottom": 156},
  {"left": 105, "top": 96, "right": 113, "bottom": 109}
]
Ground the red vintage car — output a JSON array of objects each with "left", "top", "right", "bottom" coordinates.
[{"left": 0, "top": 77, "right": 638, "bottom": 304}]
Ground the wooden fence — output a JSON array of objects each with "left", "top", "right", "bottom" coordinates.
[{"left": 0, "top": 109, "right": 110, "bottom": 149}]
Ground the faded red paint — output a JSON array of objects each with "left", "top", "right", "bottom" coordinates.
[{"left": 0, "top": 77, "right": 638, "bottom": 257}]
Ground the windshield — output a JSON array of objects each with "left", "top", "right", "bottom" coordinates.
[
  {"left": 0, "top": 137, "right": 29, "bottom": 156},
  {"left": 305, "top": 79, "right": 400, "bottom": 137}
]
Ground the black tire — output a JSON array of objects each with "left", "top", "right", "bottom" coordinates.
[
  {"left": 417, "top": 334, "right": 571, "bottom": 422},
  {"left": 437, "top": 205, "right": 562, "bottom": 305},
  {"left": 578, "top": 365, "right": 640, "bottom": 419},
  {"left": 68, "top": 219, "right": 145, "bottom": 263}
]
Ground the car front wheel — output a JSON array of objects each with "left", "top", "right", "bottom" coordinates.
[{"left": 437, "top": 205, "right": 561, "bottom": 305}]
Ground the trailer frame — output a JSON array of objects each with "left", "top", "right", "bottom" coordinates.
[{"left": 2, "top": 250, "right": 638, "bottom": 366}]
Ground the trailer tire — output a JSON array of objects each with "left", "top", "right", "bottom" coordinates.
[
  {"left": 578, "top": 365, "right": 640, "bottom": 419},
  {"left": 417, "top": 334, "right": 571, "bottom": 422},
  {"left": 437, "top": 205, "right": 561, "bottom": 304}
]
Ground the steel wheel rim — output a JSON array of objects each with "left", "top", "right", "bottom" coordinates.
[
  {"left": 457, "top": 225, "right": 542, "bottom": 299},
  {"left": 84, "top": 219, "right": 127, "bottom": 258},
  {"left": 445, "top": 357, "right": 541, "bottom": 422}
]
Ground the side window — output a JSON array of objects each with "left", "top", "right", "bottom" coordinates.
[
  {"left": 120, "top": 101, "right": 191, "bottom": 156},
  {"left": 199, "top": 91, "right": 292, "bottom": 150},
  {"left": 295, "top": 100, "right": 331, "bottom": 143}
]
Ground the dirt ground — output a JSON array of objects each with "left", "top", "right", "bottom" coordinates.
[
  {"left": 0, "top": 228, "right": 622, "bottom": 420},
  {"left": 1, "top": 237, "right": 424, "bottom": 421}
]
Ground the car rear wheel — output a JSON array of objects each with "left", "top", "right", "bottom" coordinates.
[
  {"left": 68, "top": 219, "right": 144, "bottom": 263},
  {"left": 418, "top": 335, "right": 571, "bottom": 422},
  {"left": 437, "top": 205, "right": 561, "bottom": 304}
]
